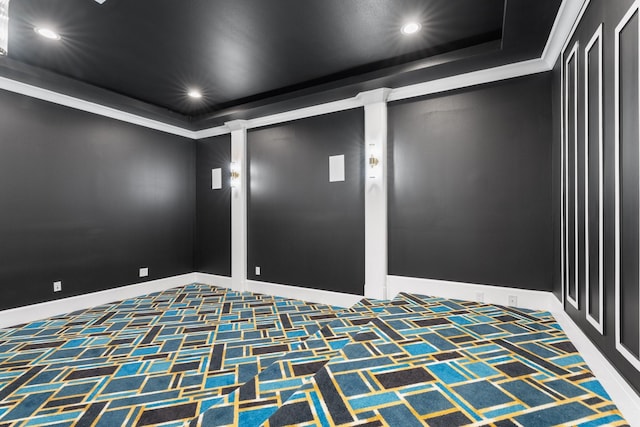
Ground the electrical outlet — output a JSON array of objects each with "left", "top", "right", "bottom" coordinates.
[
  {"left": 255, "top": 266, "right": 261, "bottom": 276},
  {"left": 53, "top": 281, "right": 62, "bottom": 292},
  {"left": 139, "top": 267, "right": 149, "bottom": 278},
  {"left": 508, "top": 295, "right": 517, "bottom": 307},
  {"left": 475, "top": 292, "right": 484, "bottom": 303}
]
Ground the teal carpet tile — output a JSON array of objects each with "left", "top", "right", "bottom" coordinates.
[
  {"left": 190, "top": 297, "right": 398, "bottom": 426},
  {"left": 262, "top": 293, "right": 627, "bottom": 426},
  {"left": 0, "top": 287, "right": 629, "bottom": 426},
  {"left": 0, "top": 284, "right": 342, "bottom": 426}
]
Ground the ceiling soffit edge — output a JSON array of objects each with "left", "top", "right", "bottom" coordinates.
[{"left": 0, "top": 0, "right": 586, "bottom": 139}]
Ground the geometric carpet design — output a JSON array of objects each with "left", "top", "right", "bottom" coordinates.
[{"left": 0, "top": 285, "right": 629, "bottom": 426}]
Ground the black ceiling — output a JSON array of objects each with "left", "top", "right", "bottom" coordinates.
[{"left": 1, "top": 0, "right": 562, "bottom": 128}]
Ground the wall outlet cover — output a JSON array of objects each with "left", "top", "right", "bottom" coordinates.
[
  {"left": 53, "top": 281, "right": 62, "bottom": 292},
  {"left": 139, "top": 267, "right": 149, "bottom": 278},
  {"left": 255, "top": 266, "right": 261, "bottom": 275}
]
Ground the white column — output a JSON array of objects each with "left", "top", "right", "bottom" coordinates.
[
  {"left": 358, "top": 89, "right": 391, "bottom": 300},
  {"left": 227, "top": 120, "right": 249, "bottom": 293}
]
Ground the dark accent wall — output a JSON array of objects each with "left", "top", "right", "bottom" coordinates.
[
  {"left": 388, "top": 74, "right": 553, "bottom": 291},
  {"left": 195, "top": 136, "right": 232, "bottom": 276},
  {"left": 556, "top": 0, "right": 640, "bottom": 393},
  {"left": 0, "top": 90, "right": 195, "bottom": 310},
  {"left": 247, "top": 110, "right": 365, "bottom": 295}
]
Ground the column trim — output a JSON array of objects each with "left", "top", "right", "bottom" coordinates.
[
  {"left": 360, "top": 88, "right": 390, "bottom": 300},
  {"left": 228, "top": 120, "right": 249, "bottom": 293}
]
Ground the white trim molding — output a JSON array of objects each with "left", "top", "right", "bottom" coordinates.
[
  {"left": 387, "top": 274, "right": 640, "bottom": 423},
  {"left": 0, "top": 0, "right": 588, "bottom": 141},
  {"left": 228, "top": 120, "right": 249, "bottom": 294},
  {"left": 1, "top": 272, "right": 638, "bottom": 422},
  {"left": 245, "top": 279, "right": 363, "bottom": 308},
  {"left": 615, "top": 0, "right": 640, "bottom": 372},
  {"left": 193, "top": 272, "right": 233, "bottom": 290},
  {"left": 560, "top": 41, "right": 566, "bottom": 308},
  {"left": 550, "top": 300, "right": 640, "bottom": 425},
  {"left": 387, "top": 59, "right": 549, "bottom": 103},
  {"left": 584, "top": 23, "right": 605, "bottom": 334},
  {"left": 564, "top": 41, "right": 580, "bottom": 311},
  {"left": 386, "top": 276, "right": 556, "bottom": 312},
  {"left": 361, "top": 88, "right": 391, "bottom": 300},
  {"left": 193, "top": 125, "right": 231, "bottom": 140},
  {"left": 0, "top": 76, "right": 197, "bottom": 139},
  {"left": 0, "top": 273, "right": 198, "bottom": 329},
  {"left": 543, "top": 0, "right": 591, "bottom": 68}
]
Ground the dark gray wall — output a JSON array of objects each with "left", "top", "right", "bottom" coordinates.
[
  {"left": 195, "top": 136, "right": 232, "bottom": 276},
  {"left": 247, "top": 110, "right": 365, "bottom": 295},
  {"left": 556, "top": 0, "right": 640, "bottom": 393},
  {"left": 0, "top": 90, "right": 195, "bottom": 310},
  {"left": 388, "top": 74, "right": 553, "bottom": 291}
]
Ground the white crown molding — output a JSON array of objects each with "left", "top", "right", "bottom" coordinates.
[
  {"left": 542, "top": 0, "right": 590, "bottom": 68},
  {"left": 0, "top": 273, "right": 198, "bottom": 329},
  {"left": 246, "top": 97, "right": 363, "bottom": 130},
  {"left": 0, "top": 76, "right": 197, "bottom": 139},
  {"left": 193, "top": 125, "right": 231, "bottom": 140},
  {"left": 387, "top": 58, "right": 549, "bottom": 103},
  {"left": 0, "top": 0, "right": 587, "bottom": 139},
  {"left": 225, "top": 119, "right": 249, "bottom": 132},
  {"left": 357, "top": 88, "right": 392, "bottom": 105}
]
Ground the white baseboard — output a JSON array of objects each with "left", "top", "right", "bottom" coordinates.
[
  {"left": 387, "top": 275, "right": 555, "bottom": 311},
  {"left": 0, "top": 273, "right": 197, "bottom": 329},
  {"left": 2, "top": 270, "right": 638, "bottom": 424},
  {"left": 193, "top": 272, "right": 233, "bottom": 290},
  {"left": 245, "top": 279, "right": 363, "bottom": 308},
  {"left": 387, "top": 275, "right": 640, "bottom": 424},
  {"left": 549, "top": 299, "right": 640, "bottom": 425}
]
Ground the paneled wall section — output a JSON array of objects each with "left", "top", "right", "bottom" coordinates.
[{"left": 558, "top": 0, "right": 640, "bottom": 392}]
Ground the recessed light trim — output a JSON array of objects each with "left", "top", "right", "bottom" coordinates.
[
  {"left": 34, "top": 27, "right": 61, "bottom": 40},
  {"left": 188, "top": 89, "right": 203, "bottom": 99},
  {"left": 401, "top": 22, "right": 421, "bottom": 35}
]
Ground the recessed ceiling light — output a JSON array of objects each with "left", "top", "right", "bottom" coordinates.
[
  {"left": 187, "top": 89, "right": 203, "bottom": 99},
  {"left": 34, "top": 27, "right": 61, "bottom": 40},
  {"left": 401, "top": 22, "right": 421, "bottom": 35}
]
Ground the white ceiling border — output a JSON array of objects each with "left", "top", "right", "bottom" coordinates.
[
  {"left": 0, "top": 0, "right": 588, "bottom": 140},
  {"left": 0, "top": 75, "right": 196, "bottom": 138}
]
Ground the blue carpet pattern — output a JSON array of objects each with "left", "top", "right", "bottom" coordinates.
[
  {"left": 262, "top": 293, "right": 627, "bottom": 427},
  {"left": 0, "top": 285, "right": 341, "bottom": 426},
  {"left": 0, "top": 285, "right": 629, "bottom": 426}
]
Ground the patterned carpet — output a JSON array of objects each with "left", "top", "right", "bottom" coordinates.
[{"left": 0, "top": 284, "right": 629, "bottom": 426}]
